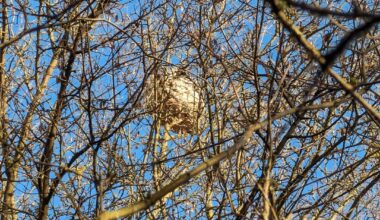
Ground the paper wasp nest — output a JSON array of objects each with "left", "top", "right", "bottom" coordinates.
[{"left": 143, "top": 67, "right": 203, "bottom": 134}]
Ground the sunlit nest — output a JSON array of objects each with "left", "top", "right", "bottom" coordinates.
[{"left": 142, "top": 67, "right": 203, "bottom": 134}]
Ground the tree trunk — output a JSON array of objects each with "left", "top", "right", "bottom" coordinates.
[{"left": 2, "top": 167, "right": 17, "bottom": 220}]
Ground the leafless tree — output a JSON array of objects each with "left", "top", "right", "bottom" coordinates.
[{"left": 0, "top": 0, "right": 379, "bottom": 219}]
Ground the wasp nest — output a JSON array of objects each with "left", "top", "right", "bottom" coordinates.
[{"left": 143, "top": 67, "right": 203, "bottom": 134}]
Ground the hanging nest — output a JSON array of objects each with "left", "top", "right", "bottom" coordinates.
[{"left": 142, "top": 67, "right": 203, "bottom": 134}]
